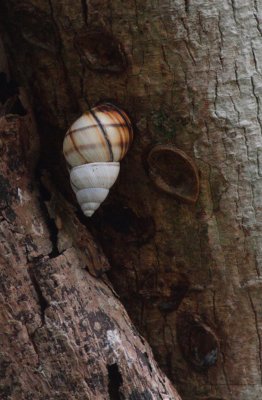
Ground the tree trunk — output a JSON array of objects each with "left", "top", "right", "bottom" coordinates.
[
  {"left": 0, "top": 87, "right": 180, "bottom": 398},
  {"left": 1, "top": 1, "right": 262, "bottom": 399}
]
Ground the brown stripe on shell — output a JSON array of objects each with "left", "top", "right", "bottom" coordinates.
[
  {"left": 89, "top": 107, "right": 114, "bottom": 161},
  {"left": 95, "top": 103, "right": 114, "bottom": 113},
  {"left": 65, "top": 123, "right": 127, "bottom": 137},
  {"left": 116, "top": 114, "right": 126, "bottom": 160},
  {"left": 95, "top": 103, "right": 133, "bottom": 159},
  {"left": 102, "top": 103, "right": 133, "bottom": 143},
  {"left": 115, "top": 110, "right": 131, "bottom": 159},
  {"left": 83, "top": 111, "right": 114, "bottom": 161},
  {"left": 67, "top": 129, "right": 87, "bottom": 164},
  {"left": 64, "top": 138, "right": 130, "bottom": 157},
  {"left": 106, "top": 110, "right": 127, "bottom": 159}
]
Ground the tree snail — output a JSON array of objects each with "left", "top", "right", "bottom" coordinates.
[{"left": 63, "top": 103, "right": 133, "bottom": 217}]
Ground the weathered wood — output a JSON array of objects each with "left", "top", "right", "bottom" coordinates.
[
  {"left": 0, "top": 96, "right": 180, "bottom": 398},
  {"left": 1, "top": 0, "right": 262, "bottom": 399}
]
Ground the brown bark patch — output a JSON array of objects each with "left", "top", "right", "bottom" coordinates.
[
  {"left": 74, "top": 27, "right": 128, "bottom": 73},
  {"left": 146, "top": 144, "right": 200, "bottom": 204},
  {"left": 177, "top": 313, "right": 219, "bottom": 371}
]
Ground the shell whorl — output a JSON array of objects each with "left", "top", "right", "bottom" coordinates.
[
  {"left": 63, "top": 103, "right": 133, "bottom": 217},
  {"left": 63, "top": 103, "right": 133, "bottom": 167},
  {"left": 69, "top": 162, "right": 120, "bottom": 217}
]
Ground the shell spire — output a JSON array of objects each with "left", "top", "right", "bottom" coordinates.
[{"left": 63, "top": 103, "right": 133, "bottom": 217}]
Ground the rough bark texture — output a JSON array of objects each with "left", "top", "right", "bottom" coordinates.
[
  {"left": 0, "top": 104, "right": 180, "bottom": 398},
  {"left": 1, "top": 0, "right": 262, "bottom": 399}
]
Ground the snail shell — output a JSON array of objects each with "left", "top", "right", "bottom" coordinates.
[
  {"left": 63, "top": 103, "right": 133, "bottom": 167},
  {"left": 70, "top": 162, "right": 120, "bottom": 217},
  {"left": 63, "top": 103, "right": 133, "bottom": 217}
]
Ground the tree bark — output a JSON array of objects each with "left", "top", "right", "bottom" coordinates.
[
  {"left": 0, "top": 94, "right": 180, "bottom": 398},
  {"left": 1, "top": 1, "right": 262, "bottom": 399}
]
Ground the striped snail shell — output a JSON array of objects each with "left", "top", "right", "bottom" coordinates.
[
  {"left": 63, "top": 103, "right": 133, "bottom": 167},
  {"left": 63, "top": 103, "right": 133, "bottom": 217}
]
